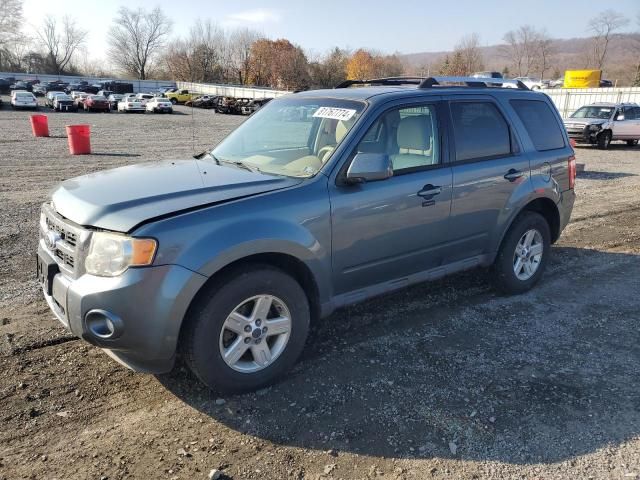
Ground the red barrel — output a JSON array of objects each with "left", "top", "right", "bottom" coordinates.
[
  {"left": 30, "top": 114, "right": 49, "bottom": 137},
  {"left": 65, "top": 125, "right": 91, "bottom": 155}
]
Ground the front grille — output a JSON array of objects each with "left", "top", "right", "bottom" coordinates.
[{"left": 40, "top": 203, "right": 89, "bottom": 278}]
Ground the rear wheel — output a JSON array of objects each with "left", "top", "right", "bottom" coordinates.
[
  {"left": 493, "top": 211, "right": 551, "bottom": 295},
  {"left": 627, "top": 139, "right": 638, "bottom": 147},
  {"left": 597, "top": 130, "right": 612, "bottom": 149},
  {"left": 182, "top": 266, "right": 310, "bottom": 393}
]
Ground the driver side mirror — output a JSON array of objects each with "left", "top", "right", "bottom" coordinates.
[
  {"left": 616, "top": 114, "right": 625, "bottom": 121},
  {"left": 346, "top": 153, "right": 393, "bottom": 184}
]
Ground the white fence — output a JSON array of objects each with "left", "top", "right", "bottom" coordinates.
[
  {"left": 543, "top": 87, "right": 640, "bottom": 118},
  {"left": 0, "top": 71, "right": 175, "bottom": 93},
  {"left": 176, "top": 81, "right": 289, "bottom": 99}
]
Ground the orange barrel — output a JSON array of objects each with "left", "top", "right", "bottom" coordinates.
[
  {"left": 30, "top": 114, "right": 49, "bottom": 137},
  {"left": 65, "top": 125, "right": 91, "bottom": 155}
]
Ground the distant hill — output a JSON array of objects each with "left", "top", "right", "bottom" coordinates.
[{"left": 401, "top": 33, "right": 640, "bottom": 85}]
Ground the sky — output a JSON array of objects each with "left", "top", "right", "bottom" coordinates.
[{"left": 22, "top": 0, "right": 640, "bottom": 59}]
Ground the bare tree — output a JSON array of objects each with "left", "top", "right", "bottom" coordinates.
[
  {"left": 37, "top": 15, "right": 87, "bottom": 74},
  {"left": 501, "top": 25, "right": 556, "bottom": 79},
  {"left": 500, "top": 25, "right": 538, "bottom": 76},
  {"left": 107, "top": 6, "right": 172, "bottom": 80},
  {"left": 0, "top": 0, "right": 22, "bottom": 48},
  {"left": 456, "top": 33, "right": 484, "bottom": 75},
  {"left": 588, "top": 10, "right": 629, "bottom": 69},
  {"left": 227, "top": 28, "right": 261, "bottom": 85},
  {"left": 164, "top": 20, "right": 226, "bottom": 82},
  {"left": 0, "top": 1, "right": 27, "bottom": 71},
  {"left": 533, "top": 30, "right": 554, "bottom": 80}
]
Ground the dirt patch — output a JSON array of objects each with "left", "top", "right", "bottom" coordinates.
[{"left": 1, "top": 101, "right": 640, "bottom": 480}]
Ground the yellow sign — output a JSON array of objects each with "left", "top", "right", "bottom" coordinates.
[{"left": 563, "top": 70, "right": 602, "bottom": 89}]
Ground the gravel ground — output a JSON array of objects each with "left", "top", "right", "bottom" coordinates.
[{"left": 1, "top": 97, "right": 639, "bottom": 480}]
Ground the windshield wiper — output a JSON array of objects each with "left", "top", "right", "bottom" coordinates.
[{"left": 218, "top": 159, "right": 260, "bottom": 173}]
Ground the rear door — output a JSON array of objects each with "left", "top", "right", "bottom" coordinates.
[{"left": 445, "top": 95, "right": 531, "bottom": 262}]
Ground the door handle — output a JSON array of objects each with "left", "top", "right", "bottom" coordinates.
[
  {"left": 417, "top": 184, "right": 442, "bottom": 198},
  {"left": 504, "top": 169, "right": 523, "bottom": 182}
]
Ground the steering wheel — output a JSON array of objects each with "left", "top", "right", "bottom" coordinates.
[{"left": 317, "top": 145, "right": 335, "bottom": 163}]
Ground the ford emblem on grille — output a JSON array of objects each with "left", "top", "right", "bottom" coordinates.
[{"left": 45, "top": 230, "right": 61, "bottom": 250}]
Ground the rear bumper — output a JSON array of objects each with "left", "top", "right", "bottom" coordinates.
[{"left": 39, "top": 244, "right": 207, "bottom": 373}]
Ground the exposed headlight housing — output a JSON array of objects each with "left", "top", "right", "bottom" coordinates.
[
  {"left": 589, "top": 124, "right": 602, "bottom": 131},
  {"left": 85, "top": 232, "right": 157, "bottom": 277}
]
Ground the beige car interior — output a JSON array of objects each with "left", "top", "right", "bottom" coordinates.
[
  {"left": 243, "top": 117, "right": 354, "bottom": 175},
  {"left": 241, "top": 106, "right": 437, "bottom": 176},
  {"left": 355, "top": 106, "right": 437, "bottom": 171}
]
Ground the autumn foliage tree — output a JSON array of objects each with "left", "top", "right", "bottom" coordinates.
[
  {"left": 346, "top": 49, "right": 404, "bottom": 80},
  {"left": 247, "top": 38, "right": 310, "bottom": 90},
  {"left": 308, "top": 47, "right": 348, "bottom": 88},
  {"left": 346, "top": 49, "right": 377, "bottom": 80}
]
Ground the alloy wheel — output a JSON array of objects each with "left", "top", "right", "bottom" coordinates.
[
  {"left": 513, "top": 228, "right": 544, "bottom": 281},
  {"left": 218, "top": 295, "right": 292, "bottom": 373}
]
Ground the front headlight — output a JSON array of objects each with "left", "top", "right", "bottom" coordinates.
[
  {"left": 85, "top": 232, "right": 157, "bottom": 277},
  {"left": 589, "top": 124, "right": 602, "bottom": 131}
]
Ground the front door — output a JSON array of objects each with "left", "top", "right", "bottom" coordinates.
[{"left": 329, "top": 102, "right": 453, "bottom": 296}]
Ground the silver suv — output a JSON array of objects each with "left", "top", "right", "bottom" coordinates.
[
  {"left": 37, "top": 76, "right": 576, "bottom": 393},
  {"left": 564, "top": 102, "right": 640, "bottom": 149}
]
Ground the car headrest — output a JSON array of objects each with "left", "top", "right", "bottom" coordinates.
[
  {"left": 335, "top": 120, "right": 353, "bottom": 143},
  {"left": 397, "top": 115, "right": 432, "bottom": 150}
]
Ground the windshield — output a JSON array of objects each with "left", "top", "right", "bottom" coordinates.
[
  {"left": 570, "top": 106, "right": 614, "bottom": 119},
  {"left": 211, "top": 97, "right": 365, "bottom": 178}
]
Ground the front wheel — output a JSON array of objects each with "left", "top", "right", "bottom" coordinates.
[
  {"left": 182, "top": 266, "right": 310, "bottom": 393},
  {"left": 597, "top": 131, "right": 612, "bottom": 149},
  {"left": 492, "top": 211, "right": 551, "bottom": 295}
]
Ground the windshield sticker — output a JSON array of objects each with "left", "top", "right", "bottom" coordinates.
[{"left": 313, "top": 107, "right": 357, "bottom": 121}]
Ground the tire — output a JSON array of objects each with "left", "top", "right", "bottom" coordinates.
[
  {"left": 492, "top": 211, "right": 551, "bottom": 295},
  {"left": 170, "top": 98, "right": 177, "bottom": 105},
  {"left": 627, "top": 140, "right": 638, "bottom": 147},
  {"left": 182, "top": 265, "right": 310, "bottom": 393},
  {"left": 597, "top": 130, "right": 612, "bottom": 149}
]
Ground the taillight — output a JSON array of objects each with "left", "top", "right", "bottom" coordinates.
[{"left": 568, "top": 154, "right": 576, "bottom": 189}]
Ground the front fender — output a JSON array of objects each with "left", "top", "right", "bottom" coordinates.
[{"left": 134, "top": 180, "right": 333, "bottom": 305}]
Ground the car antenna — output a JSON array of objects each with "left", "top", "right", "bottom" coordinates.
[{"left": 191, "top": 86, "right": 196, "bottom": 155}]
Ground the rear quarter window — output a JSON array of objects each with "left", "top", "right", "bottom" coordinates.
[{"left": 510, "top": 99, "right": 565, "bottom": 151}]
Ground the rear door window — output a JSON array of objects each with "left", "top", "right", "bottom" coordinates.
[
  {"left": 450, "top": 102, "right": 511, "bottom": 162},
  {"left": 510, "top": 99, "right": 565, "bottom": 151}
]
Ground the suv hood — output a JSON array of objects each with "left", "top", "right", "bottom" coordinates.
[
  {"left": 51, "top": 159, "right": 302, "bottom": 232},
  {"left": 564, "top": 118, "right": 606, "bottom": 127}
]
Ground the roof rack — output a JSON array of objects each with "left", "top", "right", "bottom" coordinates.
[
  {"left": 335, "top": 77, "right": 426, "bottom": 88},
  {"left": 418, "top": 76, "right": 529, "bottom": 90},
  {"left": 335, "top": 76, "right": 530, "bottom": 90}
]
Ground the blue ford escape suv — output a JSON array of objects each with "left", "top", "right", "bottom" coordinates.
[{"left": 37, "top": 76, "right": 576, "bottom": 393}]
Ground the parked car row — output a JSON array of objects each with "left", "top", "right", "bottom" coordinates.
[
  {"left": 183, "top": 93, "right": 272, "bottom": 115},
  {"left": 35, "top": 91, "right": 173, "bottom": 114}
]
